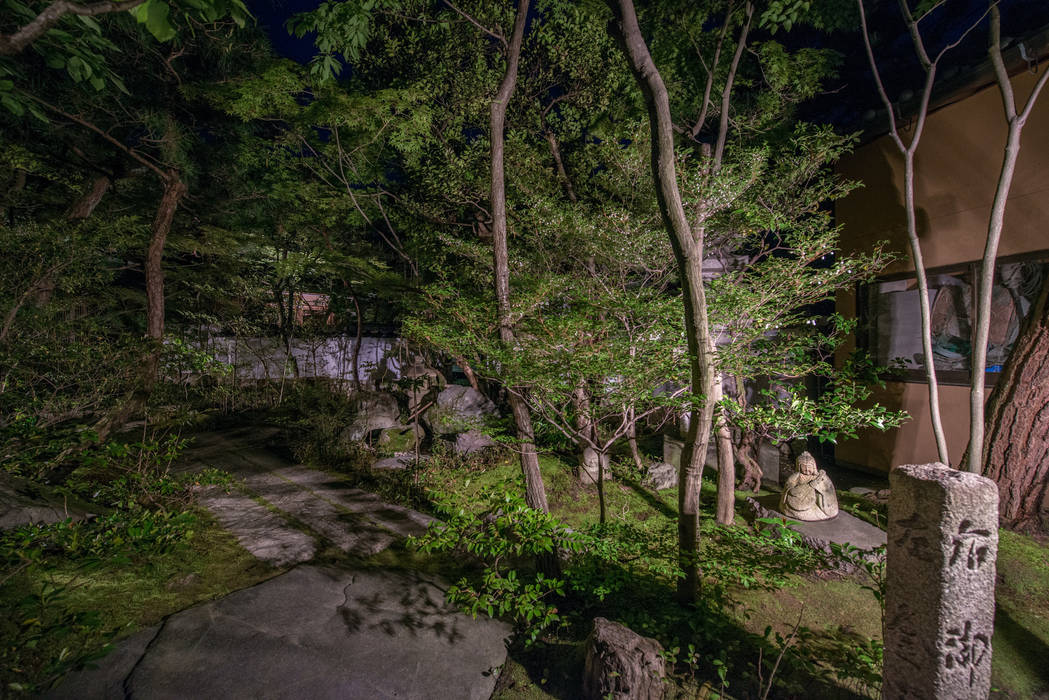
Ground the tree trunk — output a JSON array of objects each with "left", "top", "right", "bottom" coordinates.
[
  {"left": 608, "top": 0, "right": 718, "bottom": 605},
  {"left": 455, "top": 355, "right": 481, "bottom": 392},
  {"left": 350, "top": 287, "right": 363, "bottom": 392},
  {"left": 490, "top": 0, "right": 549, "bottom": 514},
  {"left": 143, "top": 175, "right": 187, "bottom": 388},
  {"left": 857, "top": 1, "right": 950, "bottom": 464},
  {"left": 712, "top": 372, "right": 736, "bottom": 526},
  {"left": 67, "top": 174, "right": 112, "bottom": 220},
  {"left": 968, "top": 8, "right": 1049, "bottom": 473},
  {"left": 982, "top": 273, "right": 1049, "bottom": 531},
  {"left": 734, "top": 429, "right": 763, "bottom": 492},
  {"left": 627, "top": 406, "right": 644, "bottom": 471}
]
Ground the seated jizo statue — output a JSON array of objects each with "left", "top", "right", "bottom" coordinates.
[{"left": 779, "top": 451, "right": 839, "bottom": 521}]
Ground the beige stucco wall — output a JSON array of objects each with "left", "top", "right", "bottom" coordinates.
[{"left": 835, "top": 69, "right": 1049, "bottom": 473}]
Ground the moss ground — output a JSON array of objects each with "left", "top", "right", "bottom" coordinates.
[
  {"left": 381, "top": 450, "right": 1049, "bottom": 699},
  {"left": 0, "top": 510, "right": 276, "bottom": 694},
  {"left": 6, "top": 428, "right": 1047, "bottom": 699}
]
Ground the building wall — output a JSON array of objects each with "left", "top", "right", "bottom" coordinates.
[{"left": 835, "top": 68, "right": 1049, "bottom": 473}]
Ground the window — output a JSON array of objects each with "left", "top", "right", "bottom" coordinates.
[{"left": 859, "top": 253, "right": 1048, "bottom": 385}]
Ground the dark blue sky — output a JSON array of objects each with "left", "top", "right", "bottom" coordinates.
[
  {"left": 248, "top": 0, "right": 325, "bottom": 64},
  {"left": 246, "top": 0, "right": 1049, "bottom": 133}
]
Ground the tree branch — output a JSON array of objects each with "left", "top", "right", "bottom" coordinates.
[
  {"left": 0, "top": 0, "right": 147, "bottom": 55},
  {"left": 441, "top": 0, "right": 505, "bottom": 47},
  {"left": 23, "top": 92, "right": 173, "bottom": 183}
]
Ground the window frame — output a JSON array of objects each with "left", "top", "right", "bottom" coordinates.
[{"left": 856, "top": 249, "right": 1049, "bottom": 387}]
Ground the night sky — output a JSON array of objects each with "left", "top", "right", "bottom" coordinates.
[{"left": 246, "top": 0, "right": 1049, "bottom": 134}]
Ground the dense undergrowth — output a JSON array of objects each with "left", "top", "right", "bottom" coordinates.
[
  {"left": 2, "top": 378, "right": 1047, "bottom": 698},
  {"left": 0, "top": 420, "right": 268, "bottom": 695},
  {"left": 281, "top": 383, "right": 1049, "bottom": 699}
]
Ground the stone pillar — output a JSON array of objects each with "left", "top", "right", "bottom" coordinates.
[{"left": 883, "top": 463, "right": 999, "bottom": 700}]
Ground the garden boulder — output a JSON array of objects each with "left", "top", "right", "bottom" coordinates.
[
  {"left": 0, "top": 474, "right": 97, "bottom": 530},
  {"left": 452, "top": 430, "right": 498, "bottom": 456},
  {"left": 423, "top": 386, "right": 497, "bottom": 435},
  {"left": 583, "top": 617, "right": 665, "bottom": 700},
  {"left": 344, "top": 392, "right": 401, "bottom": 442},
  {"left": 644, "top": 462, "right": 677, "bottom": 491}
]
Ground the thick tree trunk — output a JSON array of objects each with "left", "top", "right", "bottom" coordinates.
[
  {"left": 608, "top": 0, "right": 718, "bottom": 605},
  {"left": 982, "top": 273, "right": 1049, "bottom": 531},
  {"left": 490, "top": 0, "right": 549, "bottom": 514},
  {"left": 67, "top": 174, "right": 112, "bottom": 220}
]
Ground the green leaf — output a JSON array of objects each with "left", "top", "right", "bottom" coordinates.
[{"left": 2, "top": 94, "right": 25, "bottom": 116}]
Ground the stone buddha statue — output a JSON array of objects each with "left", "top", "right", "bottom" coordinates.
[{"left": 779, "top": 451, "right": 839, "bottom": 521}]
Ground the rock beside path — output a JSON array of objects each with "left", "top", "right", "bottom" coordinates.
[
  {"left": 46, "top": 566, "right": 511, "bottom": 700},
  {"left": 0, "top": 473, "right": 98, "bottom": 530},
  {"left": 424, "top": 386, "right": 497, "bottom": 435},
  {"left": 583, "top": 617, "right": 665, "bottom": 700}
]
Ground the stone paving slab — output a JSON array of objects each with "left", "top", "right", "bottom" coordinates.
[
  {"left": 182, "top": 431, "right": 435, "bottom": 563},
  {"left": 273, "top": 467, "right": 435, "bottom": 538},
  {"left": 197, "top": 489, "right": 317, "bottom": 567},
  {"left": 750, "top": 493, "right": 886, "bottom": 550},
  {"left": 46, "top": 566, "right": 510, "bottom": 700}
]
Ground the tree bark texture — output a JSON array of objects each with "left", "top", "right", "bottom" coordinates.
[
  {"left": 67, "top": 175, "right": 112, "bottom": 220},
  {"left": 143, "top": 176, "right": 186, "bottom": 388},
  {"left": 608, "top": 0, "right": 718, "bottom": 604},
  {"left": 489, "top": 0, "right": 549, "bottom": 514},
  {"left": 982, "top": 273, "right": 1049, "bottom": 531},
  {"left": 712, "top": 372, "right": 736, "bottom": 525}
]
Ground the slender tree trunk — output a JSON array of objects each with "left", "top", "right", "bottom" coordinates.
[
  {"left": 597, "top": 447, "right": 607, "bottom": 525},
  {"left": 349, "top": 287, "right": 363, "bottom": 392},
  {"left": 967, "top": 8, "right": 1049, "bottom": 473},
  {"left": 712, "top": 371, "right": 736, "bottom": 525},
  {"left": 143, "top": 175, "right": 186, "bottom": 388},
  {"left": 490, "top": 0, "right": 549, "bottom": 513},
  {"left": 0, "top": 262, "right": 66, "bottom": 344},
  {"left": 608, "top": 0, "right": 718, "bottom": 605},
  {"left": 455, "top": 355, "right": 481, "bottom": 392},
  {"left": 901, "top": 153, "right": 950, "bottom": 465},
  {"left": 627, "top": 406, "right": 644, "bottom": 471},
  {"left": 982, "top": 273, "right": 1049, "bottom": 530},
  {"left": 544, "top": 128, "right": 578, "bottom": 203},
  {"left": 857, "top": 0, "right": 950, "bottom": 464}
]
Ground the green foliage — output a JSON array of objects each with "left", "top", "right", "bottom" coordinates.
[{"left": 412, "top": 480, "right": 578, "bottom": 644}]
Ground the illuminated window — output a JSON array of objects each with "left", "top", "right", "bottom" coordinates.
[{"left": 859, "top": 253, "right": 1048, "bottom": 384}]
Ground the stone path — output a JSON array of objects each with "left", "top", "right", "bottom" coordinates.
[
  {"left": 180, "top": 426, "right": 436, "bottom": 564},
  {"left": 45, "top": 426, "right": 510, "bottom": 700}
]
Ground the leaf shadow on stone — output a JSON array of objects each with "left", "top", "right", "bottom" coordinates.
[{"left": 335, "top": 574, "right": 466, "bottom": 645}]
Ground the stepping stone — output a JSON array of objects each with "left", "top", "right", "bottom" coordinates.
[
  {"left": 749, "top": 493, "right": 886, "bottom": 550},
  {"left": 273, "top": 468, "right": 435, "bottom": 539},
  {"left": 47, "top": 566, "right": 510, "bottom": 700},
  {"left": 241, "top": 472, "right": 397, "bottom": 557},
  {"left": 197, "top": 489, "right": 316, "bottom": 567}
]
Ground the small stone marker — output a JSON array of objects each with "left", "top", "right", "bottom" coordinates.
[{"left": 883, "top": 463, "right": 999, "bottom": 700}]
